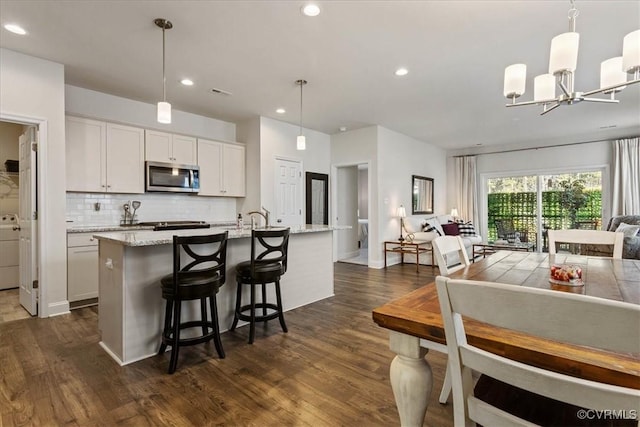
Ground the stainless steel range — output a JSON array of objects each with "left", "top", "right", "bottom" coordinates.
[{"left": 137, "top": 221, "right": 211, "bottom": 231}]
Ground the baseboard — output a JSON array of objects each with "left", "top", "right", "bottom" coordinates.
[
  {"left": 46, "top": 300, "right": 70, "bottom": 317},
  {"left": 339, "top": 250, "right": 361, "bottom": 260}
]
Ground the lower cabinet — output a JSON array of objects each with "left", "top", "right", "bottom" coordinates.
[{"left": 67, "top": 233, "right": 99, "bottom": 306}]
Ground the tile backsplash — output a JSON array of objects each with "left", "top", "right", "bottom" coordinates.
[{"left": 66, "top": 192, "right": 237, "bottom": 226}]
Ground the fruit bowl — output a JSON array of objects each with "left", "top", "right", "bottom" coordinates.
[{"left": 550, "top": 264, "right": 583, "bottom": 286}]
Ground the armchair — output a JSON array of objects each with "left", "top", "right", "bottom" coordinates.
[{"left": 582, "top": 215, "right": 640, "bottom": 259}]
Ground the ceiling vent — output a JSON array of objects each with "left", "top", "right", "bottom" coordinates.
[{"left": 210, "top": 87, "right": 232, "bottom": 96}]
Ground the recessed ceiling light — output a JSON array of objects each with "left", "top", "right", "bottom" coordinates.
[
  {"left": 302, "top": 4, "right": 321, "bottom": 17},
  {"left": 4, "top": 23, "right": 26, "bottom": 35},
  {"left": 395, "top": 68, "right": 409, "bottom": 76},
  {"left": 180, "top": 78, "right": 194, "bottom": 86},
  {"left": 339, "top": 126, "right": 347, "bottom": 132},
  {"left": 276, "top": 108, "right": 286, "bottom": 114}
]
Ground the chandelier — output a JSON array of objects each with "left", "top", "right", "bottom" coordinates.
[{"left": 503, "top": 1, "right": 640, "bottom": 115}]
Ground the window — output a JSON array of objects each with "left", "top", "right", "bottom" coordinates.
[{"left": 486, "top": 170, "right": 603, "bottom": 252}]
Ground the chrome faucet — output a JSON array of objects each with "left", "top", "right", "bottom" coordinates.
[{"left": 247, "top": 206, "right": 270, "bottom": 228}]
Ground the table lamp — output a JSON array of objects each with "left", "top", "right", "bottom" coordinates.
[
  {"left": 397, "top": 205, "right": 407, "bottom": 242},
  {"left": 450, "top": 208, "right": 459, "bottom": 222}
]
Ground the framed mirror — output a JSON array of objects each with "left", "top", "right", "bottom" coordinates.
[
  {"left": 306, "top": 172, "right": 329, "bottom": 225},
  {"left": 412, "top": 175, "right": 434, "bottom": 214}
]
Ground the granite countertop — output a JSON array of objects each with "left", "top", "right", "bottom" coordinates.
[
  {"left": 66, "top": 221, "right": 236, "bottom": 233},
  {"left": 91, "top": 224, "right": 338, "bottom": 247}
]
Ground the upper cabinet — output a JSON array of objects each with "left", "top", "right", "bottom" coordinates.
[
  {"left": 145, "top": 130, "right": 197, "bottom": 165},
  {"left": 66, "top": 117, "right": 145, "bottom": 193},
  {"left": 197, "top": 139, "right": 245, "bottom": 197}
]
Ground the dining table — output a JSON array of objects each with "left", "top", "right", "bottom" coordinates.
[{"left": 372, "top": 250, "right": 640, "bottom": 427}]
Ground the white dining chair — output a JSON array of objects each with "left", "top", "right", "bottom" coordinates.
[
  {"left": 548, "top": 229, "right": 623, "bottom": 259},
  {"left": 421, "top": 235, "right": 472, "bottom": 404},
  {"left": 436, "top": 276, "right": 640, "bottom": 427},
  {"left": 432, "top": 235, "right": 471, "bottom": 275}
]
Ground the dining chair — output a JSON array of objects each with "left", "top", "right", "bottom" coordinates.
[
  {"left": 432, "top": 235, "right": 471, "bottom": 275},
  {"left": 423, "top": 235, "right": 471, "bottom": 404},
  {"left": 436, "top": 276, "right": 640, "bottom": 427},
  {"left": 548, "top": 229, "right": 623, "bottom": 258}
]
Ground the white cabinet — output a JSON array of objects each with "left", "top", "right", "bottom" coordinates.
[
  {"left": 66, "top": 117, "right": 145, "bottom": 193},
  {"left": 197, "top": 139, "right": 245, "bottom": 197},
  {"left": 67, "top": 233, "right": 99, "bottom": 304},
  {"left": 66, "top": 116, "right": 104, "bottom": 192},
  {"left": 145, "top": 130, "right": 197, "bottom": 165}
]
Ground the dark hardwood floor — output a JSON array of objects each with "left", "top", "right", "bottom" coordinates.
[{"left": 0, "top": 263, "right": 453, "bottom": 426}]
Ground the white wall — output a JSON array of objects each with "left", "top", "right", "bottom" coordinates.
[
  {"left": 331, "top": 126, "right": 379, "bottom": 265},
  {"left": 447, "top": 140, "right": 614, "bottom": 237},
  {"left": 258, "top": 116, "right": 331, "bottom": 220},
  {"left": 65, "top": 85, "right": 236, "bottom": 142},
  {"left": 0, "top": 48, "right": 67, "bottom": 317},
  {"left": 236, "top": 116, "right": 261, "bottom": 215},
  {"left": 377, "top": 126, "right": 448, "bottom": 265},
  {"left": 358, "top": 167, "right": 368, "bottom": 219}
]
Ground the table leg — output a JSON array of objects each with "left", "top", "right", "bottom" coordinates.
[
  {"left": 384, "top": 244, "right": 388, "bottom": 268},
  {"left": 415, "top": 247, "right": 419, "bottom": 272},
  {"left": 389, "top": 331, "right": 432, "bottom": 427}
]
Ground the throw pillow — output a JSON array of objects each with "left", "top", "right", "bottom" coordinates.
[
  {"left": 615, "top": 222, "right": 640, "bottom": 238},
  {"left": 441, "top": 222, "right": 460, "bottom": 236},
  {"left": 422, "top": 218, "right": 444, "bottom": 236},
  {"left": 422, "top": 222, "right": 442, "bottom": 236},
  {"left": 458, "top": 222, "right": 476, "bottom": 237}
]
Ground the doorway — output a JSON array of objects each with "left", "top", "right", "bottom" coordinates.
[
  {"left": 0, "top": 120, "right": 38, "bottom": 322},
  {"left": 335, "top": 163, "right": 369, "bottom": 266}
]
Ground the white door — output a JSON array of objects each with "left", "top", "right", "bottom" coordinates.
[
  {"left": 274, "top": 158, "right": 302, "bottom": 226},
  {"left": 18, "top": 126, "right": 37, "bottom": 315}
]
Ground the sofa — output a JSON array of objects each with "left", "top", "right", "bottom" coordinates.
[
  {"left": 582, "top": 215, "right": 640, "bottom": 259},
  {"left": 403, "top": 214, "right": 482, "bottom": 265}
]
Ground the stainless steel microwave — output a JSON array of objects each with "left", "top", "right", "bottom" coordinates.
[{"left": 145, "top": 161, "right": 200, "bottom": 193}]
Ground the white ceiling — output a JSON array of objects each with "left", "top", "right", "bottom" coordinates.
[{"left": 1, "top": 0, "right": 639, "bottom": 151}]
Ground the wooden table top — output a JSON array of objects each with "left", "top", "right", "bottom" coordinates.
[{"left": 372, "top": 251, "right": 640, "bottom": 389}]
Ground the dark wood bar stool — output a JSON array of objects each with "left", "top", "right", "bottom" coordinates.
[
  {"left": 158, "top": 232, "right": 228, "bottom": 374},
  {"left": 230, "top": 228, "right": 290, "bottom": 344}
]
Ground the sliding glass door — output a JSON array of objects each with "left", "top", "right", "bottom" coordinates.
[{"left": 486, "top": 170, "right": 603, "bottom": 252}]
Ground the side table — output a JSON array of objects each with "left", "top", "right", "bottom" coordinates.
[
  {"left": 472, "top": 241, "right": 536, "bottom": 262},
  {"left": 384, "top": 240, "right": 434, "bottom": 272}
]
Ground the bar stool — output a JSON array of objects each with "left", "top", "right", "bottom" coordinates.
[
  {"left": 230, "top": 228, "right": 290, "bottom": 344},
  {"left": 158, "top": 232, "right": 228, "bottom": 374}
]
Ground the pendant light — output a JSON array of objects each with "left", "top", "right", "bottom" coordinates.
[
  {"left": 155, "top": 18, "right": 173, "bottom": 124},
  {"left": 296, "top": 79, "right": 307, "bottom": 150}
]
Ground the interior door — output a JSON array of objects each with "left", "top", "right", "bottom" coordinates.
[
  {"left": 18, "top": 126, "right": 37, "bottom": 315},
  {"left": 274, "top": 158, "right": 302, "bottom": 226}
]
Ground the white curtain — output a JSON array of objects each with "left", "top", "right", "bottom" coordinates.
[
  {"left": 454, "top": 156, "right": 478, "bottom": 225},
  {"left": 612, "top": 138, "right": 640, "bottom": 215}
]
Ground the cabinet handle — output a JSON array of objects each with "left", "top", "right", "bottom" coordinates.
[
  {"left": 101, "top": 185, "right": 106, "bottom": 188},
  {"left": 73, "top": 248, "right": 98, "bottom": 253}
]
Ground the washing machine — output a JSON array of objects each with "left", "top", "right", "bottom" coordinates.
[{"left": 0, "top": 214, "right": 19, "bottom": 290}]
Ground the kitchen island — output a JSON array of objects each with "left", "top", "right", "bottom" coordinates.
[{"left": 93, "top": 225, "right": 335, "bottom": 365}]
